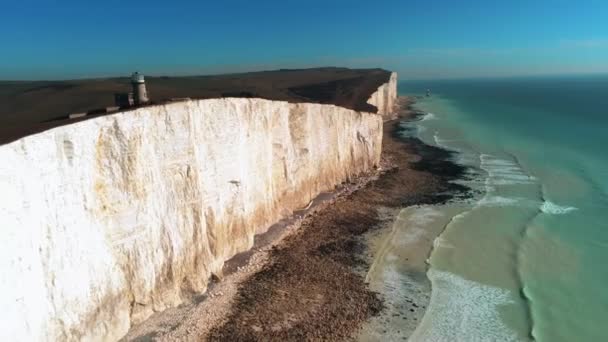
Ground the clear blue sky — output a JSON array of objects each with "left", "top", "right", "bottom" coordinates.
[{"left": 2, "top": 0, "right": 608, "bottom": 80}]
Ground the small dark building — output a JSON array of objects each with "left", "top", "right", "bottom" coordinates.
[{"left": 114, "top": 92, "right": 134, "bottom": 107}]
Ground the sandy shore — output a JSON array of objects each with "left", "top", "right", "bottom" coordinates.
[{"left": 123, "top": 97, "right": 470, "bottom": 341}]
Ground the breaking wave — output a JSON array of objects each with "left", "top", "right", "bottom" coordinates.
[
  {"left": 410, "top": 269, "right": 520, "bottom": 342},
  {"left": 540, "top": 201, "right": 578, "bottom": 215},
  {"left": 421, "top": 112, "right": 437, "bottom": 121}
]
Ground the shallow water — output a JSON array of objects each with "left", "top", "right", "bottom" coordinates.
[
  {"left": 359, "top": 205, "right": 465, "bottom": 341},
  {"left": 403, "top": 76, "right": 608, "bottom": 341}
]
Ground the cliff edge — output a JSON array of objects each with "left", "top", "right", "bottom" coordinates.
[{"left": 0, "top": 68, "right": 394, "bottom": 145}]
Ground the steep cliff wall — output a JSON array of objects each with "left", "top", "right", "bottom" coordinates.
[
  {"left": 0, "top": 98, "right": 383, "bottom": 341},
  {"left": 367, "top": 72, "right": 398, "bottom": 119}
]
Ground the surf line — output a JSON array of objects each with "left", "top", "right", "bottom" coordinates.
[{"left": 504, "top": 150, "right": 538, "bottom": 342}]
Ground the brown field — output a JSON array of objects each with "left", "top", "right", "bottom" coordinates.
[{"left": 0, "top": 67, "right": 390, "bottom": 145}]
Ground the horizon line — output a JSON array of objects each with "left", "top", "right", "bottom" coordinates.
[{"left": 2, "top": 69, "right": 608, "bottom": 83}]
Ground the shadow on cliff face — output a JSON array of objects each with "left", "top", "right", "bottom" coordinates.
[{"left": 207, "top": 103, "right": 472, "bottom": 341}]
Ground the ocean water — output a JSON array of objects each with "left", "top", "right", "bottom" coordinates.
[{"left": 402, "top": 75, "right": 608, "bottom": 341}]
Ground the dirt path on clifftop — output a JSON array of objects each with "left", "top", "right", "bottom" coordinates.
[{"left": 123, "top": 98, "right": 470, "bottom": 341}]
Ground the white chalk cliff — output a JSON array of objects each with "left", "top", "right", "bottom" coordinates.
[
  {"left": 367, "top": 72, "right": 398, "bottom": 119},
  {"left": 0, "top": 75, "right": 397, "bottom": 341}
]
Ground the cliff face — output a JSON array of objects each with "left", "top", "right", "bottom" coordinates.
[
  {"left": 0, "top": 98, "right": 384, "bottom": 341},
  {"left": 367, "top": 72, "right": 398, "bottom": 119}
]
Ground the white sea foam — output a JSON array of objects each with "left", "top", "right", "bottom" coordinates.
[
  {"left": 487, "top": 179, "right": 532, "bottom": 186},
  {"left": 410, "top": 269, "right": 520, "bottom": 342},
  {"left": 540, "top": 201, "right": 578, "bottom": 215},
  {"left": 433, "top": 132, "right": 448, "bottom": 149},
  {"left": 433, "top": 131, "right": 459, "bottom": 151},
  {"left": 433, "top": 236, "right": 455, "bottom": 249},
  {"left": 421, "top": 112, "right": 437, "bottom": 121},
  {"left": 456, "top": 152, "right": 478, "bottom": 166},
  {"left": 480, "top": 154, "right": 536, "bottom": 186},
  {"left": 478, "top": 196, "right": 521, "bottom": 207}
]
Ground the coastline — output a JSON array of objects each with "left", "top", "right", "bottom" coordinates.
[
  {"left": 358, "top": 100, "right": 472, "bottom": 340},
  {"left": 123, "top": 97, "right": 471, "bottom": 341}
]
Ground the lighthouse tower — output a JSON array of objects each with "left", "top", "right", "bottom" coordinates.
[{"left": 131, "top": 72, "right": 149, "bottom": 105}]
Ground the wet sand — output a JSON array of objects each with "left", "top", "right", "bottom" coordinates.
[{"left": 123, "top": 97, "right": 470, "bottom": 341}]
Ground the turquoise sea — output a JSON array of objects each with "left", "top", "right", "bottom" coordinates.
[{"left": 402, "top": 75, "right": 608, "bottom": 341}]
